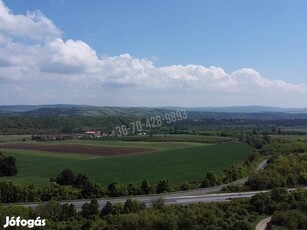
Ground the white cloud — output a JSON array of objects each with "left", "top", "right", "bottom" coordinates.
[
  {"left": 0, "top": 0, "right": 306, "bottom": 107},
  {"left": 0, "top": 0, "right": 61, "bottom": 41},
  {"left": 232, "top": 68, "right": 304, "bottom": 92},
  {"left": 41, "top": 38, "right": 101, "bottom": 74}
]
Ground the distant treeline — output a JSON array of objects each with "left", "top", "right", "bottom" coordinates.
[
  {"left": 0, "top": 116, "right": 121, "bottom": 134},
  {"left": 1, "top": 115, "right": 307, "bottom": 135}
]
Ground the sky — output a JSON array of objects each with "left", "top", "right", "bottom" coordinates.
[{"left": 0, "top": 0, "right": 307, "bottom": 107}]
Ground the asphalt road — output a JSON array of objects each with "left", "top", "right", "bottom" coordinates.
[
  {"left": 23, "top": 191, "right": 268, "bottom": 211},
  {"left": 22, "top": 188, "right": 306, "bottom": 211}
]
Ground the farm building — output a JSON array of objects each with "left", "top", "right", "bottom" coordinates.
[{"left": 84, "top": 131, "right": 101, "bottom": 138}]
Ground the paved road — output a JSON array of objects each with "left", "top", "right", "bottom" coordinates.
[
  {"left": 255, "top": 217, "right": 271, "bottom": 230},
  {"left": 22, "top": 188, "right": 305, "bottom": 211},
  {"left": 23, "top": 190, "right": 270, "bottom": 211}
]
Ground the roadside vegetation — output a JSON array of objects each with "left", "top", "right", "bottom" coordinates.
[{"left": 1, "top": 188, "right": 306, "bottom": 229}]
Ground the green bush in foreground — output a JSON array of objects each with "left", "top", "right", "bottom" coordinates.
[{"left": 0, "top": 152, "right": 17, "bottom": 177}]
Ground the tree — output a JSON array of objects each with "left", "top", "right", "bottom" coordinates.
[
  {"left": 151, "top": 197, "right": 165, "bottom": 209},
  {"left": 156, "top": 179, "right": 170, "bottom": 193},
  {"left": 202, "top": 171, "right": 219, "bottom": 187},
  {"left": 298, "top": 172, "right": 307, "bottom": 185},
  {"left": 0, "top": 156, "right": 17, "bottom": 176},
  {"left": 74, "top": 173, "right": 90, "bottom": 189},
  {"left": 26, "top": 184, "right": 40, "bottom": 202},
  {"left": 179, "top": 181, "right": 191, "bottom": 191},
  {"left": 250, "top": 193, "right": 273, "bottom": 214},
  {"left": 55, "top": 169, "right": 75, "bottom": 186},
  {"left": 230, "top": 221, "right": 251, "bottom": 230},
  {"left": 35, "top": 200, "right": 62, "bottom": 221},
  {"left": 60, "top": 203, "right": 76, "bottom": 221},
  {"left": 123, "top": 199, "right": 145, "bottom": 213},
  {"left": 107, "top": 181, "right": 127, "bottom": 197},
  {"left": 127, "top": 183, "right": 138, "bottom": 195},
  {"left": 270, "top": 188, "right": 289, "bottom": 202},
  {"left": 100, "top": 202, "right": 113, "bottom": 217},
  {"left": 0, "top": 181, "right": 22, "bottom": 203},
  {"left": 81, "top": 198, "right": 99, "bottom": 219},
  {"left": 80, "top": 181, "right": 104, "bottom": 199},
  {"left": 141, "top": 180, "right": 150, "bottom": 194}
]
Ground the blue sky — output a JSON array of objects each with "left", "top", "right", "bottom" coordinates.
[{"left": 1, "top": 0, "right": 307, "bottom": 107}]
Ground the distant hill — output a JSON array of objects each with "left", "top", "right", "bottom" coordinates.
[
  {"left": 0, "top": 105, "right": 174, "bottom": 117},
  {"left": 182, "top": 106, "right": 307, "bottom": 113},
  {"left": 1, "top": 104, "right": 307, "bottom": 119},
  {"left": 0, "top": 104, "right": 88, "bottom": 114}
]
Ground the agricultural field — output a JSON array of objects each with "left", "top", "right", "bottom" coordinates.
[
  {"left": 270, "top": 134, "right": 307, "bottom": 142},
  {"left": 0, "top": 139, "right": 254, "bottom": 187},
  {"left": 0, "top": 134, "right": 32, "bottom": 142},
  {"left": 117, "top": 134, "right": 233, "bottom": 143}
]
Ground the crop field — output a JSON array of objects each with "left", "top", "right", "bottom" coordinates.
[
  {"left": 0, "top": 134, "right": 32, "bottom": 142},
  {"left": 270, "top": 134, "right": 307, "bottom": 141},
  {"left": 112, "top": 134, "right": 233, "bottom": 143},
  {"left": 0, "top": 140, "right": 254, "bottom": 187}
]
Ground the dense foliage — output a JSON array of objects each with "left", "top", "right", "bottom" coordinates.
[
  {"left": 0, "top": 152, "right": 17, "bottom": 176},
  {"left": 246, "top": 154, "right": 307, "bottom": 190}
]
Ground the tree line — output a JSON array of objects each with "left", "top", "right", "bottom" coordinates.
[{"left": 1, "top": 115, "right": 307, "bottom": 136}]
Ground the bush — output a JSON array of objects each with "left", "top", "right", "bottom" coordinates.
[
  {"left": 0, "top": 154, "right": 17, "bottom": 176},
  {"left": 55, "top": 169, "right": 75, "bottom": 186},
  {"left": 156, "top": 179, "right": 170, "bottom": 193}
]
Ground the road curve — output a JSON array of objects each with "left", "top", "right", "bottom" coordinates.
[{"left": 152, "top": 159, "right": 268, "bottom": 197}]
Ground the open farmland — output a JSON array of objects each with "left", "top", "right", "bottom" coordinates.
[
  {"left": 0, "top": 140, "right": 254, "bottom": 187},
  {"left": 0, "top": 143, "right": 152, "bottom": 157}
]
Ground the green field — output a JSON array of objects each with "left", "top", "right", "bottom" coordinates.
[
  {"left": 270, "top": 134, "right": 307, "bottom": 141},
  {"left": 0, "top": 134, "right": 32, "bottom": 142},
  {"left": 0, "top": 140, "right": 254, "bottom": 187},
  {"left": 106, "top": 134, "right": 233, "bottom": 143}
]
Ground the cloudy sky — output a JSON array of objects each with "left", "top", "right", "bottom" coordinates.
[{"left": 1, "top": 0, "right": 307, "bottom": 107}]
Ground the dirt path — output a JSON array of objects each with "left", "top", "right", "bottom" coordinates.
[{"left": 255, "top": 217, "right": 271, "bottom": 230}]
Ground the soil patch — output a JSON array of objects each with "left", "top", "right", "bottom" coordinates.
[{"left": 0, "top": 143, "right": 152, "bottom": 157}]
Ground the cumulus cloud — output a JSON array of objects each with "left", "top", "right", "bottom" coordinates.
[
  {"left": 0, "top": 0, "right": 306, "bottom": 106},
  {"left": 41, "top": 38, "right": 101, "bottom": 74},
  {"left": 0, "top": 0, "right": 61, "bottom": 41}
]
